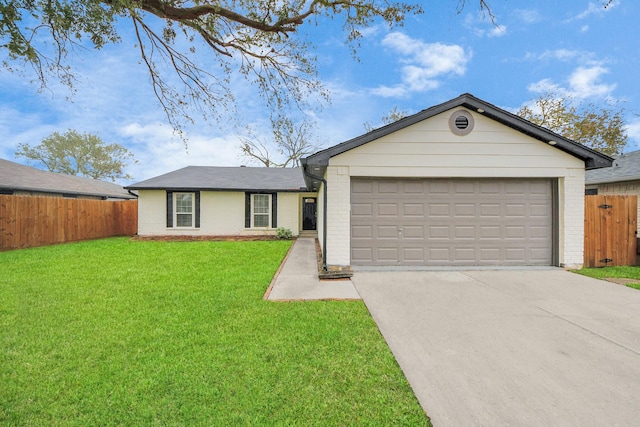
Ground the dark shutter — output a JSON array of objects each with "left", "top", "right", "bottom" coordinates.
[
  {"left": 271, "top": 193, "right": 277, "bottom": 228},
  {"left": 245, "top": 193, "right": 251, "bottom": 228},
  {"left": 166, "top": 191, "right": 173, "bottom": 227},
  {"left": 195, "top": 191, "right": 201, "bottom": 228}
]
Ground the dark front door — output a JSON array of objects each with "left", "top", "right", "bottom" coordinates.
[{"left": 302, "top": 198, "right": 317, "bottom": 231}]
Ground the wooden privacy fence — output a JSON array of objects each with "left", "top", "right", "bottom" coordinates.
[
  {"left": 584, "top": 195, "right": 637, "bottom": 267},
  {"left": 0, "top": 195, "right": 138, "bottom": 250}
]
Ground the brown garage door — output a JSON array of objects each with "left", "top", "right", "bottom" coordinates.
[{"left": 351, "top": 178, "right": 555, "bottom": 266}]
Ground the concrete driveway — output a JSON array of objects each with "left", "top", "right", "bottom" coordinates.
[{"left": 352, "top": 269, "right": 640, "bottom": 426}]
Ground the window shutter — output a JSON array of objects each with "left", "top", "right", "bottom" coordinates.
[
  {"left": 166, "top": 191, "right": 173, "bottom": 227},
  {"left": 195, "top": 191, "right": 201, "bottom": 228},
  {"left": 271, "top": 193, "right": 277, "bottom": 228},
  {"left": 245, "top": 193, "right": 251, "bottom": 228}
]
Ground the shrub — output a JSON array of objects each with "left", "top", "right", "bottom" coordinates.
[{"left": 276, "top": 227, "right": 293, "bottom": 239}]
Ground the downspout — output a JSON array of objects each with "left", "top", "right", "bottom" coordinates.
[{"left": 303, "top": 169, "right": 328, "bottom": 272}]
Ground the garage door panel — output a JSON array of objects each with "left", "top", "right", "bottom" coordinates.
[
  {"left": 428, "top": 226, "right": 450, "bottom": 239},
  {"left": 377, "top": 203, "right": 399, "bottom": 216},
  {"left": 351, "top": 178, "right": 554, "bottom": 266},
  {"left": 429, "top": 204, "right": 451, "bottom": 216},
  {"left": 455, "top": 204, "right": 476, "bottom": 216},
  {"left": 505, "top": 204, "right": 526, "bottom": 217},
  {"left": 403, "top": 203, "right": 424, "bottom": 216},
  {"left": 352, "top": 247, "right": 373, "bottom": 263},
  {"left": 480, "top": 204, "right": 501, "bottom": 217},
  {"left": 351, "top": 203, "right": 373, "bottom": 217},
  {"left": 351, "top": 225, "right": 373, "bottom": 239},
  {"left": 454, "top": 248, "right": 476, "bottom": 261},
  {"left": 402, "top": 247, "right": 425, "bottom": 261},
  {"left": 480, "top": 226, "right": 501, "bottom": 239},
  {"left": 428, "top": 247, "right": 451, "bottom": 261},
  {"left": 505, "top": 226, "right": 526, "bottom": 239},
  {"left": 480, "top": 248, "right": 501, "bottom": 262},
  {"left": 530, "top": 203, "right": 549, "bottom": 216},
  {"left": 402, "top": 181, "right": 424, "bottom": 193},
  {"left": 378, "top": 225, "right": 399, "bottom": 239},
  {"left": 403, "top": 226, "right": 425, "bottom": 239},
  {"left": 377, "top": 247, "right": 399, "bottom": 262},
  {"left": 455, "top": 226, "right": 476, "bottom": 239}
]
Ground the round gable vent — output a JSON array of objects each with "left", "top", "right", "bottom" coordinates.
[{"left": 449, "top": 110, "right": 474, "bottom": 136}]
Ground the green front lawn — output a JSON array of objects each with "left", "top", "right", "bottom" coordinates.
[
  {"left": 0, "top": 238, "right": 429, "bottom": 426},
  {"left": 575, "top": 265, "right": 640, "bottom": 290}
]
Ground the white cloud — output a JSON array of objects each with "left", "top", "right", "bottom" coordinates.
[
  {"left": 464, "top": 12, "right": 508, "bottom": 38},
  {"left": 625, "top": 119, "right": 640, "bottom": 152},
  {"left": 527, "top": 49, "right": 583, "bottom": 62},
  {"left": 528, "top": 65, "right": 616, "bottom": 100},
  {"left": 514, "top": 9, "right": 542, "bottom": 24},
  {"left": 568, "top": 66, "right": 616, "bottom": 98},
  {"left": 488, "top": 25, "right": 507, "bottom": 38},
  {"left": 570, "top": 0, "right": 619, "bottom": 21},
  {"left": 373, "top": 32, "right": 470, "bottom": 98},
  {"left": 120, "top": 122, "right": 243, "bottom": 182}
]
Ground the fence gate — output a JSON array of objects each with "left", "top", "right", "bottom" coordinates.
[{"left": 584, "top": 195, "right": 638, "bottom": 267}]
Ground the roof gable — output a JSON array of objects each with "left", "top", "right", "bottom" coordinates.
[
  {"left": 303, "top": 93, "right": 613, "bottom": 171},
  {"left": 127, "top": 166, "right": 307, "bottom": 192},
  {"left": 0, "top": 158, "right": 135, "bottom": 199}
]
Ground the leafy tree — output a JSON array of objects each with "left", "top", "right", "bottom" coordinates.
[
  {"left": 15, "top": 130, "right": 136, "bottom": 181},
  {"left": 240, "top": 117, "right": 323, "bottom": 168},
  {"left": 364, "top": 106, "right": 410, "bottom": 132},
  {"left": 517, "top": 94, "right": 627, "bottom": 156},
  {"left": 0, "top": 1, "right": 505, "bottom": 137}
]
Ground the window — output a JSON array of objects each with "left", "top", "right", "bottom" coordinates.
[
  {"left": 252, "top": 194, "right": 271, "bottom": 228},
  {"left": 166, "top": 191, "right": 200, "bottom": 228},
  {"left": 175, "top": 192, "right": 194, "bottom": 227},
  {"left": 245, "top": 193, "right": 277, "bottom": 229}
]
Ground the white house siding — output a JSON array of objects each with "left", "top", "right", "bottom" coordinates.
[
  {"left": 592, "top": 180, "right": 640, "bottom": 233},
  {"left": 137, "top": 189, "right": 303, "bottom": 236},
  {"left": 323, "top": 108, "right": 586, "bottom": 268}
]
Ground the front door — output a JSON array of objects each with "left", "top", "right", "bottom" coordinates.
[{"left": 302, "top": 198, "right": 317, "bottom": 231}]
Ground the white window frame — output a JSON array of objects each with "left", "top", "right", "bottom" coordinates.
[
  {"left": 174, "top": 192, "right": 195, "bottom": 228},
  {"left": 251, "top": 193, "right": 272, "bottom": 228}
]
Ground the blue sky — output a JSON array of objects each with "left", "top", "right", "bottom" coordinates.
[{"left": 1, "top": 0, "right": 639, "bottom": 184}]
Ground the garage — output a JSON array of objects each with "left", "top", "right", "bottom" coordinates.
[
  {"left": 351, "top": 177, "right": 556, "bottom": 266},
  {"left": 301, "top": 94, "right": 613, "bottom": 270}
]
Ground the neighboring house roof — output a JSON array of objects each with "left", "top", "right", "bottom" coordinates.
[
  {"left": 585, "top": 149, "right": 640, "bottom": 185},
  {"left": 0, "top": 158, "right": 136, "bottom": 199},
  {"left": 126, "top": 166, "right": 308, "bottom": 192},
  {"left": 301, "top": 93, "right": 614, "bottom": 191}
]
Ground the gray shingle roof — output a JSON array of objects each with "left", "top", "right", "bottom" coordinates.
[
  {"left": 126, "top": 166, "right": 307, "bottom": 192},
  {"left": 0, "top": 158, "right": 136, "bottom": 199},
  {"left": 585, "top": 149, "right": 640, "bottom": 185}
]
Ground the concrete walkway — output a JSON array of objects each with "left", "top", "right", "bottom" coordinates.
[{"left": 265, "top": 238, "right": 360, "bottom": 301}]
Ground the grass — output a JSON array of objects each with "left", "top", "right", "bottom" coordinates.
[
  {"left": 0, "top": 237, "right": 429, "bottom": 426},
  {"left": 574, "top": 265, "right": 640, "bottom": 290}
]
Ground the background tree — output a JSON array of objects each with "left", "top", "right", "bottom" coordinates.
[
  {"left": 517, "top": 94, "right": 627, "bottom": 156},
  {"left": 364, "top": 106, "right": 410, "bottom": 132},
  {"left": 240, "top": 117, "right": 323, "bottom": 168},
  {"left": 15, "top": 130, "right": 136, "bottom": 181}
]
